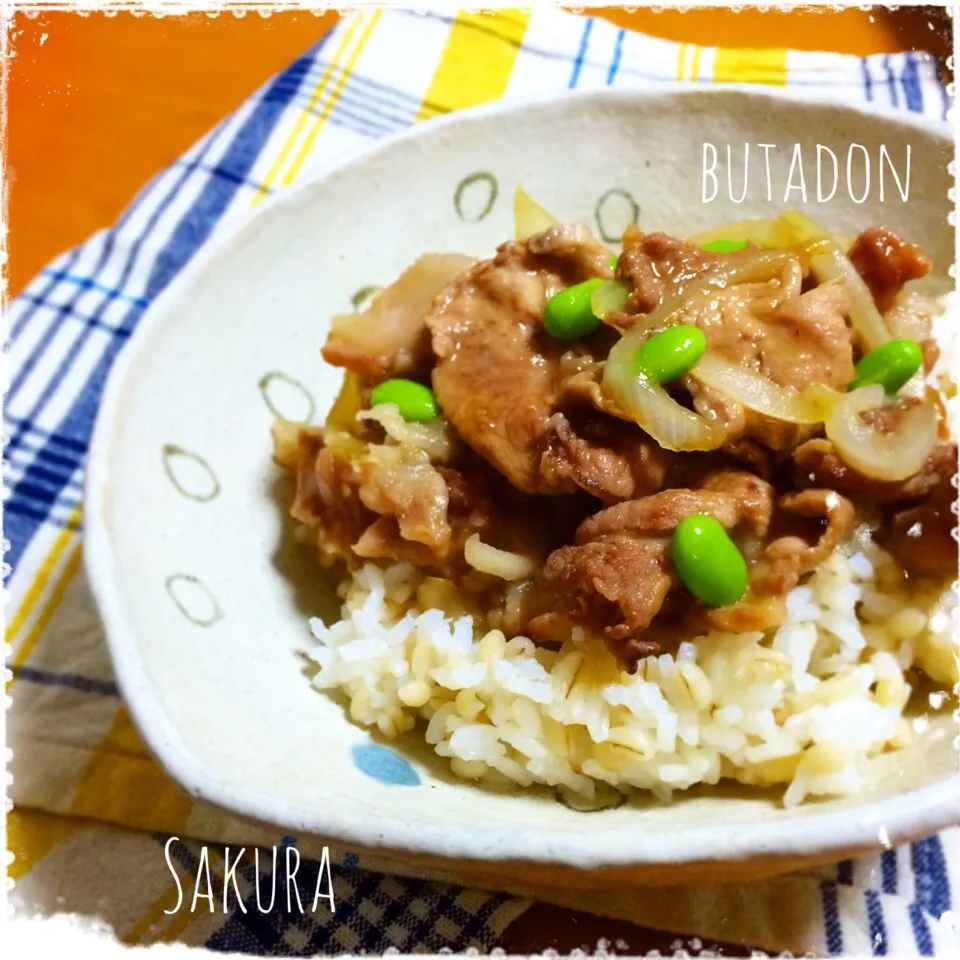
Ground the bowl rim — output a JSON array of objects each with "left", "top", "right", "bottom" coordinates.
[{"left": 84, "top": 85, "right": 959, "bottom": 870}]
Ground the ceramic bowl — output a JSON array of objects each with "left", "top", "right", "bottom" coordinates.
[{"left": 85, "top": 88, "right": 959, "bottom": 888}]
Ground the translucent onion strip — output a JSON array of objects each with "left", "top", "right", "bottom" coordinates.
[
  {"left": 603, "top": 341, "right": 724, "bottom": 451},
  {"left": 514, "top": 186, "right": 558, "bottom": 241},
  {"left": 806, "top": 240, "right": 891, "bottom": 352},
  {"left": 824, "top": 385, "right": 939, "bottom": 482},
  {"left": 690, "top": 354, "right": 832, "bottom": 424},
  {"left": 590, "top": 280, "right": 630, "bottom": 321}
]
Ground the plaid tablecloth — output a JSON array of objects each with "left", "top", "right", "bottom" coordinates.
[{"left": 6, "top": 7, "right": 958, "bottom": 955}]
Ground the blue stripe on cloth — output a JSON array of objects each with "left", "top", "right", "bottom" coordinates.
[
  {"left": 607, "top": 29, "right": 625, "bottom": 85},
  {"left": 8, "top": 665, "right": 120, "bottom": 697},
  {"left": 861, "top": 58, "right": 874, "bottom": 101},
  {"left": 7, "top": 160, "right": 210, "bottom": 407},
  {"left": 10, "top": 247, "right": 85, "bottom": 341},
  {"left": 938, "top": 65, "right": 951, "bottom": 121},
  {"left": 881, "top": 848, "right": 899, "bottom": 894},
  {"left": 901, "top": 51, "right": 924, "bottom": 114},
  {"left": 4, "top": 499, "right": 82, "bottom": 532},
  {"left": 190, "top": 834, "right": 513, "bottom": 955},
  {"left": 10, "top": 480, "right": 80, "bottom": 515},
  {"left": 7, "top": 453, "right": 81, "bottom": 485},
  {"left": 4, "top": 49, "right": 317, "bottom": 576},
  {"left": 837, "top": 860, "right": 855, "bottom": 886},
  {"left": 912, "top": 836, "right": 951, "bottom": 917},
  {"left": 883, "top": 54, "right": 899, "bottom": 108},
  {"left": 12, "top": 293, "right": 135, "bottom": 337},
  {"left": 864, "top": 889, "right": 887, "bottom": 956},
  {"left": 41, "top": 269, "right": 151, "bottom": 308},
  {"left": 569, "top": 17, "right": 593, "bottom": 88},
  {"left": 821, "top": 882, "right": 844, "bottom": 955},
  {"left": 4, "top": 416, "right": 90, "bottom": 454},
  {"left": 908, "top": 902, "right": 934, "bottom": 956}
]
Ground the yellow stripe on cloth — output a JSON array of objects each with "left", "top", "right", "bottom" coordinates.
[
  {"left": 280, "top": 9, "right": 383, "bottom": 189},
  {"left": 5, "top": 506, "right": 81, "bottom": 648},
  {"left": 415, "top": 11, "right": 530, "bottom": 122},
  {"left": 676, "top": 43, "right": 703, "bottom": 82},
  {"left": 251, "top": 11, "right": 366, "bottom": 206},
  {"left": 68, "top": 706, "right": 194, "bottom": 834},
  {"left": 713, "top": 47, "right": 788, "bottom": 86},
  {"left": 7, "top": 808, "right": 82, "bottom": 882},
  {"left": 7, "top": 538, "right": 82, "bottom": 677},
  {"left": 689, "top": 45, "right": 702, "bottom": 83}
]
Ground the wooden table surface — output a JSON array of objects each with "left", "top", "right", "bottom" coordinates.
[{"left": 7, "top": 5, "right": 951, "bottom": 956}]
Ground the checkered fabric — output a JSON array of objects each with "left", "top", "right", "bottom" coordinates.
[{"left": 6, "top": 8, "right": 957, "bottom": 955}]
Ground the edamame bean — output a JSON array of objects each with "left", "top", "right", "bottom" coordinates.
[
  {"left": 849, "top": 338, "right": 923, "bottom": 394},
  {"left": 635, "top": 325, "right": 707, "bottom": 385},
  {"left": 543, "top": 278, "right": 606, "bottom": 340},
  {"left": 672, "top": 515, "right": 748, "bottom": 607},
  {"left": 370, "top": 378, "right": 439, "bottom": 422},
  {"left": 701, "top": 239, "right": 748, "bottom": 253}
]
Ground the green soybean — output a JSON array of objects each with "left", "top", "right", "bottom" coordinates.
[
  {"left": 849, "top": 338, "right": 923, "bottom": 394},
  {"left": 543, "top": 278, "right": 606, "bottom": 340},
  {"left": 636, "top": 325, "right": 707, "bottom": 385},
  {"left": 370, "top": 378, "right": 439, "bottom": 422},
  {"left": 701, "top": 239, "right": 748, "bottom": 253},
  {"left": 672, "top": 515, "right": 748, "bottom": 607}
]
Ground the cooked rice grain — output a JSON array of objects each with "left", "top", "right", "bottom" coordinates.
[{"left": 307, "top": 545, "right": 956, "bottom": 806}]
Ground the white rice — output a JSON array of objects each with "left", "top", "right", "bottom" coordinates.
[{"left": 306, "top": 543, "right": 957, "bottom": 807}]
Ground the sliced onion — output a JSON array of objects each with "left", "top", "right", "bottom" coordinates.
[
  {"left": 807, "top": 241, "right": 891, "bottom": 352},
  {"left": 464, "top": 534, "right": 537, "bottom": 581},
  {"left": 590, "top": 280, "right": 630, "bottom": 321},
  {"left": 514, "top": 186, "right": 558, "bottom": 241},
  {"left": 690, "top": 354, "right": 831, "bottom": 424},
  {"left": 824, "top": 385, "right": 938, "bottom": 482},
  {"left": 603, "top": 340, "right": 724, "bottom": 451}
]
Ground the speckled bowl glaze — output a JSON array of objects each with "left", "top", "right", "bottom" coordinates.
[{"left": 85, "top": 88, "right": 959, "bottom": 888}]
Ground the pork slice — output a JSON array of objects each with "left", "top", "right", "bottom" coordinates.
[
  {"left": 616, "top": 226, "right": 726, "bottom": 314},
  {"left": 322, "top": 253, "right": 474, "bottom": 379},
  {"left": 575, "top": 490, "right": 740, "bottom": 543},
  {"left": 287, "top": 424, "right": 455, "bottom": 566},
  {"left": 289, "top": 432, "right": 374, "bottom": 565},
  {"left": 427, "top": 229, "right": 611, "bottom": 495},
  {"left": 574, "top": 471, "right": 775, "bottom": 544},
  {"left": 354, "top": 517, "right": 439, "bottom": 566},
  {"left": 540, "top": 412, "right": 675, "bottom": 503},
  {"left": 699, "top": 469, "right": 775, "bottom": 537},
  {"left": 527, "top": 222, "right": 615, "bottom": 280},
  {"left": 701, "top": 280, "right": 855, "bottom": 451},
  {"left": 755, "top": 489, "right": 856, "bottom": 596},
  {"left": 848, "top": 226, "right": 932, "bottom": 314},
  {"left": 762, "top": 280, "right": 855, "bottom": 390},
  {"left": 702, "top": 488, "right": 855, "bottom": 634},
  {"left": 541, "top": 476, "right": 777, "bottom": 666},
  {"left": 355, "top": 446, "right": 451, "bottom": 551},
  {"left": 541, "top": 535, "right": 671, "bottom": 663},
  {"left": 792, "top": 439, "right": 957, "bottom": 505}
]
